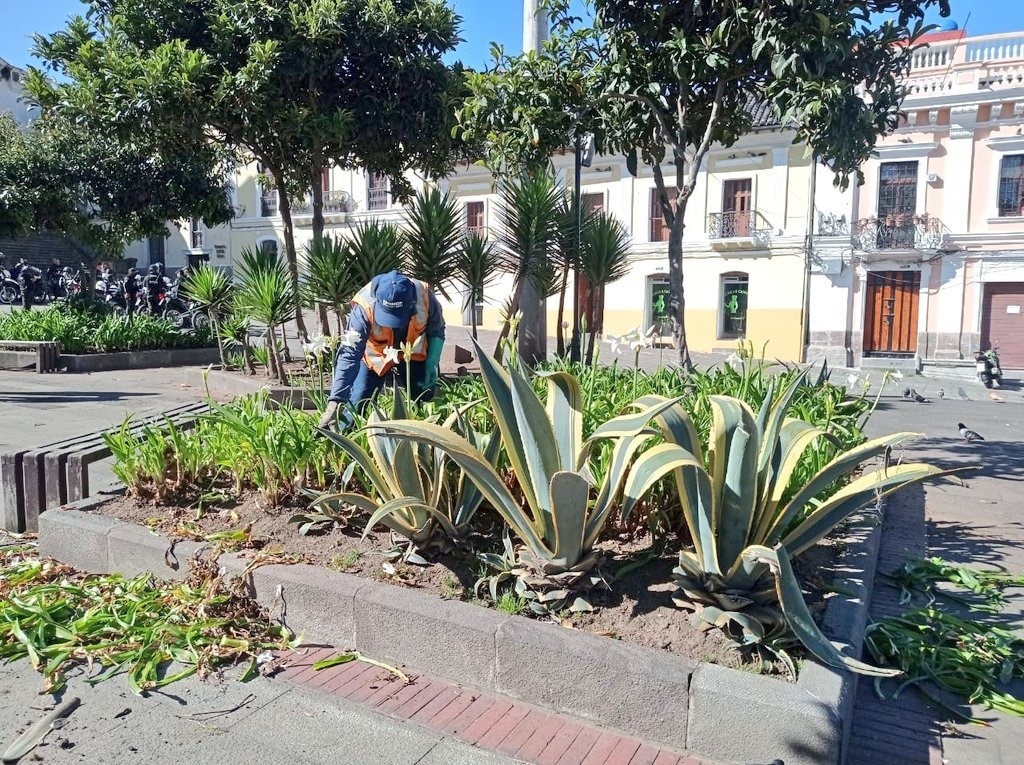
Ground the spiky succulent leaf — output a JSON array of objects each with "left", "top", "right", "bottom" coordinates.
[{"left": 707, "top": 396, "right": 758, "bottom": 571}]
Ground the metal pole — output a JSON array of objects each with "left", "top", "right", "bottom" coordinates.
[{"left": 569, "top": 133, "right": 583, "bottom": 363}]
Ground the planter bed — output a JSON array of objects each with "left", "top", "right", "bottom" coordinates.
[
  {"left": 59, "top": 346, "right": 220, "bottom": 372},
  {"left": 38, "top": 490, "right": 886, "bottom": 765}
]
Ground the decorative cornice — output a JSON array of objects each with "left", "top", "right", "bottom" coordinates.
[
  {"left": 873, "top": 142, "right": 938, "bottom": 159},
  {"left": 985, "top": 135, "right": 1024, "bottom": 153}
]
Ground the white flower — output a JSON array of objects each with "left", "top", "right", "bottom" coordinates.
[
  {"left": 302, "top": 332, "right": 329, "bottom": 358},
  {"left": 846, "top": 373, "right": 860, "bottom": 389},
  {"left": 383, "top": 346, "right": 402, "bottom": 365},
  {"left": 606, "top": 334, "right": 623, "bottom": 354},
  {"left": 340, "top": 329, "right": 361, "bottom": 348},
  {"left": 890, "top": 370, "right": 904, "bottom": 381},
  {"left": 725, "top": 351, "right": 743, "bottom": 371}
]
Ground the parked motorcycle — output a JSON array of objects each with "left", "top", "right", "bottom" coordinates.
[
  {"left": 975, "top": 346, "right": 1003, "bottom": 389},
  {"left": 0, "top": 267, "right": 18, "bottom": 305},
  {"left": 95, "top": 275, "right": 129, "bottom": 314}
]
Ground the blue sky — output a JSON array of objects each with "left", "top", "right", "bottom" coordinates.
[{"left": 2, "top": 0, "right": 1023, "bottom": 71}]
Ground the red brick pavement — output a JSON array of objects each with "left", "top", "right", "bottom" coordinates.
[{"left": 273, "top": 647, "right": 715, "bottom": 765}]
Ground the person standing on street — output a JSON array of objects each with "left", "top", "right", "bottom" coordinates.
[{"left": 318, "top": 270, "right": 445, "bottom": 430}]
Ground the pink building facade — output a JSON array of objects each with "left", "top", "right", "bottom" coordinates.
[{"left": 806, "top": 28, "right": 1024, "bottom": 370}]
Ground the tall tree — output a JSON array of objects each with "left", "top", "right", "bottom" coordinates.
[
  {"left": 0, "top": 112, "right": 231, "bottom": 257},
  {"left": 29, "top": 0, "right": 464, "bottom": 341},
  {"left": 459, "top": 0, "right": 951, "bottom": 368}
]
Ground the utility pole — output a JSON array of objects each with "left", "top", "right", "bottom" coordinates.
[{"left": 516, "top": 0, "right": 550, "bottom": 365}]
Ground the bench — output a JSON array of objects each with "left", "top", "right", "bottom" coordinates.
[
  {"left": 0, "top": 340, "right": 61, "bottom": 373},
  {"left": 1, "top": 401, "right": 209, "bottom": 533}
]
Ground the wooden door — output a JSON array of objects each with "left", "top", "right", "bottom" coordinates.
[
  {"left": 722, "top": 179, "right": 752, "bottom": 236},
  {"left": 981, "top": 283, "right": 1024, "bottom": 367},
  {"left": 864, "top": 271, "right": 920, "bottom": 354}
]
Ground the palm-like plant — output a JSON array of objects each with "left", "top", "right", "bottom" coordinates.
[
  {"left": 304, "top": 236, "right": 359, "bottom": 335},
  {"left": 578, "top": 211, "right": 631, "bottom": 362},
  {"left": 617, "top": 373, "right": 948, "bottom": 674},
  {"left": 494, "top": 172, "right": 563, "bottom": 360},
  {"left": 371, "top": 338, "right": 688, "bottom": 613},
  {"left": 403, "top": 187, "right": 461, "bottom": 299},
  {"left": 454, "top": 232, "right": 501, "bottom": 340},
  {"left": 181, "top": 264, "right": 234, "bottom": 368},
  {"left": 346, "top": 220, "right": 406, "bottom": 292},
  {"left": 237, "top": 248, "right": 295, "bottom": 386}
]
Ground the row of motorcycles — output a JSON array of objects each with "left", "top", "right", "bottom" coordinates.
[
  {"left": 94, "top": 267, "right": 209, "bottom": 330},
  {"left": 0, "top": 265, "right": 82, "bottom": 306}
]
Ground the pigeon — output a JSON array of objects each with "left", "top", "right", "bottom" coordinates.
[
  {"left": 957, "top": 386, "right": 970, "bottom": 401},
  {"left": 902, "top": 387, "right": 912, "bottom": 399},
  {"left": 908, "top": 388, "right": 928, "bottom": 403},
  {"left": 958, "top": 422, "right": 984, "bottom": 442},
  {"left": 937, "top": 387, "right": 945, "bottom": 399}
]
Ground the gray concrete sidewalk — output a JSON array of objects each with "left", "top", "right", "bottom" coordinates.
[
  {"left": 852, "top": 389, "right": 1024, "bottom": 764},
  {"left": 0, "top": 657, "right": 518, "bottom": 765}
]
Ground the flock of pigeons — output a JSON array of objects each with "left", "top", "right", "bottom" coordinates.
[{"left": 900, "top": 386, "right": 986, "bottom": 442}]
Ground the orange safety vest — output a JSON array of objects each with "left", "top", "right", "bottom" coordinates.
[{"left": 351, "top": 278, "right": 431, "bottom": 376}]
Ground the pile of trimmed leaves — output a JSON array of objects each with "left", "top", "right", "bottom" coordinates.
[
  {"left": 866, "top": 557, "right": 1024, "bottom": 720},
  {"left": 0, "top": 543, "right": 296, "bottom": 694}
]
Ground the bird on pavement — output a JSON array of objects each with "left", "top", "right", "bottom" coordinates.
[
  {"left": 957, "top": 386, "right": 970, "bottom": 401},
  {"left": 958, "top": 422, "right": 985, "bottom": 442},
  {"left": 902, "top": 387, "right": 912, "bottom": 399},
  {"left": 937, "top": 387, "right": 945, "bottom": 399},
  {"left": 908, "top": 388, "right": 928, "bottom": 403},
  {"left": 990, "top": 391, "right": 1004, "bottom": 402}
]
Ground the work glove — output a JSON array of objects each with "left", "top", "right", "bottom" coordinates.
[
  {"left": 317, "top": 401, "right": 339, "bottom": 430},
  {"left": 424, "top": 336, "right": 444, "bottom": 390}
]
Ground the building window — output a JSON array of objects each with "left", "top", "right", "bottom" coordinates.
[
  {"left": 258, "top": 239, "right": 279, "bottom": 261},
  {"left": 368, "top": 172, "right": 389, "bottom": 211},
  {"left": 877, "top": 161, "right": 918, "bottom": 217},
  {"left": 720, "top": 272, "right": 749, "bottom": 339},
  {"left": 321, "top": 166, "right": 332, "bottom": 193},
  {"left": 190, "top": 218, "right": 204, "bottom": 250},
  {"left": 997, "top": 155, "right": 1024, "bottom": 217},
  {"left": 465, "top": 201, "right": 485, "bottom": 233},
  {"left": 720, "top": 179, "right": 753, "bottom": 237},
  {"left": 648, "top": 277, "right": 671, "bottom": 338},
  {"left": 649, "top": 188, "right": 677, "bottom": 242},
  {"left": 582, "top": 192, "right": 604, "bottom": 215}
]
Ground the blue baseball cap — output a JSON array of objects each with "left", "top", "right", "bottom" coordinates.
[{"left": 374, "top": 271, "right": 415, "bottom": 329}]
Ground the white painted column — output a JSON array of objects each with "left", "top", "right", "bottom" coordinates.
[
  {"left": 771, "top": 147, "right": 791, "bottom": 234},
  {"left": 943, "top": 105, "right": 978, "bottom": 234}
]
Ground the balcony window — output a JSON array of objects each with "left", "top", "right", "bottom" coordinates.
[
  {"left": 465, "top": 201, "right": 485, "bottom": 233},
  {"left": 720, "top": 272, "right": 749, "bottom": 339},
  {"left": 997, "top": 155, "right": 1024, "bottom": 217},
  {"left": 368, "top": 172, "right": 389, "bottom": 211},
  {"left": 649, "top": 187, "right": 677, "bottom": 242},
  {"left": 258, "top": 239, "right": 279, "bottom": 261}
]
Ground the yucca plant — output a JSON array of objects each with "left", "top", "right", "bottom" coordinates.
[
  {"left": 303, "top": 236, "right": 360, "bottom": 335},
  {"left": 237, "top": 248, "right": 295, "bottom": 386},
  {"left": 616, "top": 372, "right": 948, "bottom": 675},
  {"left": 371, "top": 338, "right": 688, "bottom": 613},
  {"left": 182, "top": 264, "right": 234, "bottom": 368},
  {"left": 403, "top": 187, "right": 461, "bottom": 299},
  {"left": 578, "top": 211, "right": 631, "bottom": 363},
  {"left": 454, "top": 231, "right": 501, "bottom": 340},
  {"left": 310, "top": 391, "right": 498, "bottom": 553},
  {"left": 347, "top": 219, "right": 406, "bottom": 290}
]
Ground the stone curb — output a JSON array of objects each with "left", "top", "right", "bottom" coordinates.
[
  {"left": 183, "top": 368, "right": 322, "bottom": 408},
  {"left": 37, "top": 498, "right": 885, "bottom": 765}
]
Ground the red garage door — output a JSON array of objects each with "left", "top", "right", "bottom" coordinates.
[{"left": 981, "top": 283, "right": 1024, "bottom": 368}]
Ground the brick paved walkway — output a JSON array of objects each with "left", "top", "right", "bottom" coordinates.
[
  {"left": 274, "top": 646, "right": 712, "bottom": 765},
  {"left": 846, "top": 487, "right": 943, "bottom": 765}
]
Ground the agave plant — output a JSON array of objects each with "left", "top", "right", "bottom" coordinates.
[
  {"left": 617, "top": 372, "right": 948, "bottom": 675},
  {"left": 370, "top": 338, "right": 688, "bottom": 613},
  {"left": 403, "top": 187, "right": 461, "bottom": 299},
  {"left": 181, "top": 264, "right": 234, "bottom": 368},
  {"left": 312, "top": 391, "right": 500, "bottom": 554}
]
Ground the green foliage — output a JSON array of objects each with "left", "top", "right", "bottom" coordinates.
[
  {"left": 888, "top": 557, "right": 1024, "bottom": 615},
  {"left": 0, "top": 544, "right": 295, "bottom": 695},
  {"left": 0, "top": 302, "right": 212, "bottom": 354},
  {"left": 303, "top": 236, "right": 359, "bottom": 332},
  {"left": 347, "top": 220, "right": 406, "bottom": 288},
  {"left": 104, "top": 392, "right": 345, "bottom": 506},
  {"left": 403, "top": 187, "right": 462, "bottom": 298},
  {"left": 454, "top": 231, "right": 501, "bottom": 338},
  {"left": 236, "top": 247, "right": 295, "bottom": 384}
]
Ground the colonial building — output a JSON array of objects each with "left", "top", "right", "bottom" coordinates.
[
  {"left": 0, "top": 57, "right": 32, "bottom": 126},
  {"left": 807, "top": 25, "right": 1024, "bottom": 370},
  {"left": 139, "top": 104, "right": 819, "bottom": 362}
]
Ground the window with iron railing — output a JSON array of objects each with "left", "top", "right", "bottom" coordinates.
[
  {"left": 260, "top": 189, "right": 279, "bottom": 217},
  {"left": 368, "top": 172, "right": 389, "bottom": 211},
  {"left": 190, "top": 217, "right": 204, "bottom": 250},
  {"left": 875, "top": 161, "right": 920, "bottom": 248},
  {"left": 649, "top": 187, "right": 677, "bottom": 242},
  {"left": 998, "top": 155, "right": 1024, "bottom": 217}
]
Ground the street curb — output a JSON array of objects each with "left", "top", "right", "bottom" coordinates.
[
  {"left": 183, "top": 368, "right": 323, "bottom": 408},
  {"left": 37, "top": 498, "right": 885, "bottom": 765}
]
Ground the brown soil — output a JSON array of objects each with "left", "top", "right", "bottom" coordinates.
[{"left": 92, "top": 490, "right": 844, "bottom": 677}]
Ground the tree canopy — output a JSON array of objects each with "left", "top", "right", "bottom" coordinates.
[{"left": 458, "top": 0, "right": 952, "bottom": 366}]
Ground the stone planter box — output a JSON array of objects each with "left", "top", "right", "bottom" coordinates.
[
  {"left": 60, "top": 347, "right": 220, "bottom": 373},
  {"left": 38, "top": 496, "right": 885, "bottom": 765},
  {"left": 185, "top": 368, "right": 325, "bottom": 408}
]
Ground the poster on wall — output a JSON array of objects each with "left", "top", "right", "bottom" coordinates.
[{"left": 650, "top": 279, "right": 672, "bottom": 337}]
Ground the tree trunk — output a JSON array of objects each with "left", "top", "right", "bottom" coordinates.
[
  {"left": 667, "top": 207, "right": 692, "bottom": 371},
  {"left": 584, "top": 288, "right": 597, "bottom": 365},
  {"left": 265, "top": 330, "right": 277, "bottom": 380},
  {"left": 317, "top": 303, "right": 330, "bottom": 335},
  {"left": 555, "top": 265, "right": 569, "bottom": 357},
  {"left": 275, "top": 174, "right": 308, "bottom": 349},
  {"left": 241, "top": 332, "right": 256, "bottom": 375},
  {"left": 334, "top": 309, "right": 343, "bottom": 336},
  {"left": 210, "top": 313, "right": 227, "bottom": 369}
]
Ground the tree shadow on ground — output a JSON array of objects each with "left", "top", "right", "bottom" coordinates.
[{"left": 0, "top": 391, "right": 156, "bottom": 404}]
